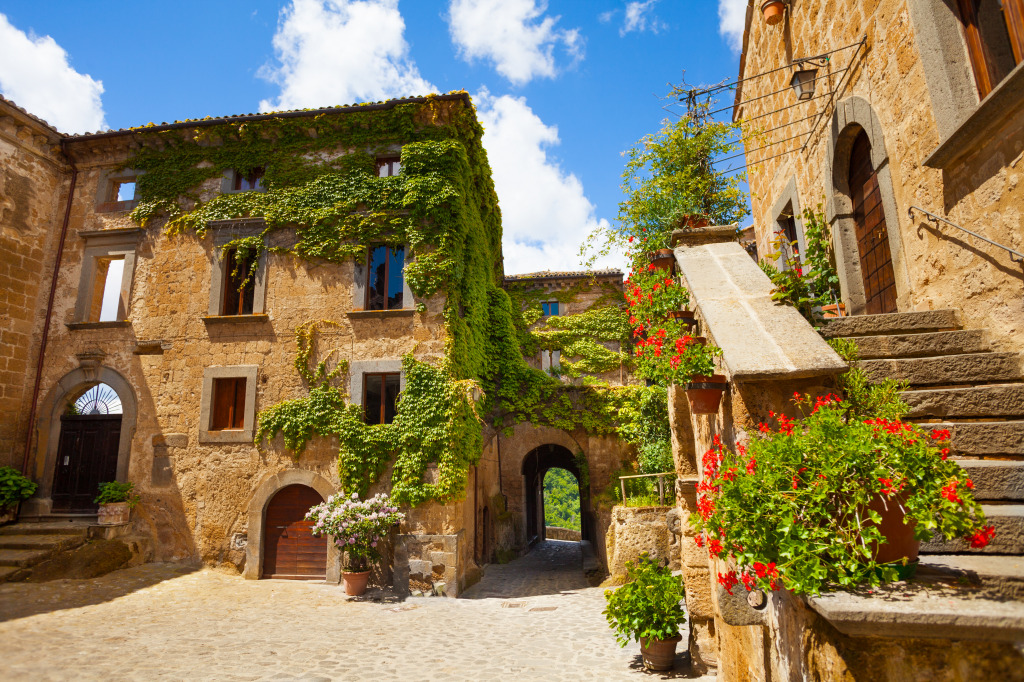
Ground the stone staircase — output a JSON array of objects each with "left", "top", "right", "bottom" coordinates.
[
  {"left": 0, "top": 518, "right": 94, "bottom": 583},
  {"left": 822, "top": 309, "right": 1024, "bottom": 599}
]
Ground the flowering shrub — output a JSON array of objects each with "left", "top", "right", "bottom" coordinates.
[
  {"left": 306, "top": 492, "right": 405, "bottom": 572},
  {"left": 624, "top": 266, "right": 690, "bottom": 329},
  {"left": 690, "top": 394, "right": 994, "bottom": 596},
  {"left": 603, "top": 553, "right": 686, "bottom": 646}
]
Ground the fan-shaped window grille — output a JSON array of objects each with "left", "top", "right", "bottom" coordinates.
[{"left": 72, "top": 383, "right": 123, "bottom": 415}]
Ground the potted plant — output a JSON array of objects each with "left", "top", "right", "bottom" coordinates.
[
  {"left": 0, "top": 466, "right": 37, "bottom": 525},
  {"left": 624, "top": 267, "right": 691, "bottom": 329},
  {"left": 604, "top": 553, "right": 686, "bottom": 671},
  {"left": 761, "top": 0, "right": 786, "bottom": 25},
  {"left": 690, "top": 394, "right": 994, "bottom": 596},
  {"left": 686, "top": 372, "right": 728, "bottom": 415},
  {"left": 95, "top": 481, "right": 140, "bottom": 525},
  {"left": 306, "top": 491, "right": 405, "bottom": 595}
]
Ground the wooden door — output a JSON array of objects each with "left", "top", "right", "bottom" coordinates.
[
  {"left": 849, "top": 131, "right": 898, "bottom": 315},
  {"left": 52, "top": 415, "right": 122, "bottom": 513},
  {"left": 263, "top": 485, "right": 327, "bottom": 579}
]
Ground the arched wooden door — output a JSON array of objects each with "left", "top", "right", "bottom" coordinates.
[
  {"left": 262, "top": 485, "right": 327, "bottom": 580},
  {"left": 849, "top": 130, "right": 898, "bottom": 314},
  {"left": 52, "top": 415, "right": 121, "bottom": 512}
]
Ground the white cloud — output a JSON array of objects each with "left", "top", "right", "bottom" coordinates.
[
  {"left": 718, "top": 0, "right": 747, "bottom": 52},
  {"left": 621, "top": 1, "right": 665, "bottom": 36},
  {"left": 475, "top": 90, "right": 623, "bottom": 275},
  {"left": 0, "top": 14, "right": 106, "bottom": 134},
  {"left": 259, "top": 0, "right": 436, "bottom": 112},
  {"left": 448, "top": 0, "right": 583, "bottom": 86}
]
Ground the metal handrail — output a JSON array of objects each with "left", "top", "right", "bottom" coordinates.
[
  {"left": 618, "top": 472, "right": 675, "bottom": 507},
  {"left": 908, "top": 206, "right": 1023, "bottom": 263}
]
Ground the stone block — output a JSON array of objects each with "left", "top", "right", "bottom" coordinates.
[
  {"left": 922, "top": 504, "right": 1024, "bottom": 553},
  {"left": 821, "top": 309, "right": 961, "bottom": 338},
  {"left": 955, "top": 460, "right": 1024, "bottom": 501},
  {"left": 905, "top": 383, "right": 1024, "bottom": 419},
  {"left": 680, "top": 534, "right": 709, "bottom": 568},
  {"left": 860, "top": 352, "right": 1022, "bottom": 387},
  {"left": 920, "top": 421, "right": 1024, "bottom": 456},
  {"left": 683, "top": 566, "right": 714, "bottom": 619},
  {"left": 848, "top": 329, "right": 988, "bottom": 359}
]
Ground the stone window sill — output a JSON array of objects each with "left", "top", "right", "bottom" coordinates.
[
  {"left": 202, "top": 314, "right": 270, "bottom": 323},
  {"left": 198, "top": 428, "right": 254, "bottom": 444},
  {"left": 95, "top": 200, "right": 140, "bottom": 213},
  {"left": 346, "top": 309, "right": 416, "bottom": 319},
  {"left": 66, "top": 321, "right": 132, "bottom": 331},
  {"left": 923, "top": 61, "right": 1024, "bottom": 170}
]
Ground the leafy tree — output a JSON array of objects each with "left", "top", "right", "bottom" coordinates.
[{"left": 543, "top": 468, "right": 581, "bottom": 531}]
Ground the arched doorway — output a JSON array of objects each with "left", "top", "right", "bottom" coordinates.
[
  {"left": 849, "top": 130, "right": 898, "bottom": 314},
  {"left": 542, "top": 467, "right": 581, "bottom": 539},
  {"left": 521, "top": 444, "right": 593, "bottom": 545},
  {"left": 262, "top": 484, "right": 327, "bottom": 580},
  {"left": 51, "top": 383, "right": 124, "bottom": 513}
]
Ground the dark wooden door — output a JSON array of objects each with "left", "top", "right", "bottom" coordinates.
[
  {"left": 263, "top": 485, "right": 327, "bottom": 579},
  {"left": 849, "top": 131, "right": 898, "bottom": 315},
  {"left": 52, "top": 415, "right": 121, "bottom": 512}
]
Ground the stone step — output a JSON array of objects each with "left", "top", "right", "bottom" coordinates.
[
  {"left": 0, "top": 533, "right": 87, "bottom": 552},
  {"left": 821, "top": 309, "right": 960, "bottom": 338},
  {"left": 905, "top": 384, "right": 1024, "bottom": 419},
  {"left": 955, "top": 460, "right": 1024, "bottom": 501},
  {"left": 860, "top": 352, "right": 1022, "bottom": 387},
  {"left": 0, "top": 520, "right": 93, "bottom": 536},
  {"left": 921, "top": 504, "right": 1024, "bottom": 554},
  {"left": 0, "top": 565, "right": 18, "bottom": 582},
  {"left": 919, "top": 422, "right": 1024, "bottom": 456},
  {"left": 0, "top": 548, "right": 55, "bottom": 568},
  {"left": 917, "top": 554, "right": 1024, "bottom": 600},
  {"left": 847, "top": 329, "right": 988, "bottom": 360}
]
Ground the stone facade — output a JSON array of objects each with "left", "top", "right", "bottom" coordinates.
[
  {"left": 603, "top": 505, "right": 680, "bottom": 582},
  {"left": 738, "top": 0, "right": 1022, "bottom": 346}
]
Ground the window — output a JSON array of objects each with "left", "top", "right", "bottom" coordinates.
[
  {"left": 233, "top": 167, "right": 265, "bottom": 192},
  {"left": 71, "top": 229, "right": 141, "bottom": 326},
  {"left": 542, "top": 350, "right": 561, "bottom": 373},
  {"left": 366, "top": 245, "right": 405, "bottom": 310},
  {"left": 957, "top": 0, "right": 1024, "bottom": 97},
  {"left": 541, "top": 301, "right": 559, "bottom": 317},
  {"left": 376, "top": 156, "right": 401, "bottom": 177},
  {"left": 210, "top": 377, "right": 247, "bottom": 430},
  {"left": 363, "top": 373, "right": 400, "bottom": 424},
  {"left": 94, "top": 169, "right": 142, "bottom": 213},
  {"left": 777, "top": 208, "right": 800, "bottom": 270},
  {"left": 220, "top": 248, "right": 256, "bottom": 316},
  {"left": 113, "top": 181, "right": 135, "bottom": 202},
  {"left": 199, "top": 365, "right": 258, "bottom": 443}
]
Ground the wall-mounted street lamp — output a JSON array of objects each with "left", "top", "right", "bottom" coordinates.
[{"left": 790, "top": 68, "right": 819, "bottom": 101}]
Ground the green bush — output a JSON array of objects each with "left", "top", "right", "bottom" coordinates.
[
  {"left": 95, "top": 481, "right": 140, "bottom": 507},
  {"left": 604, "top": 553, "right": 686, "bottom": 646},
  {"left": 0, "top": 466, "right": 36, "bottom": 512}
]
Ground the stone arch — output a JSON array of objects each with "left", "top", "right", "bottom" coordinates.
[
  {"left": 521, "top": 444, "right": 593, "bottom": 544},
  {"left": 827, "top": 95, "right": 912, "bottom": 314},
  {"left": 242, "top": 468, "right": 340, "bottom": 582},
  {"left": 29, "top": 364, "right": 138, "bottom": 514}
]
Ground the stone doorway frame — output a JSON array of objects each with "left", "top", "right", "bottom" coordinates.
[
  {"left": 26, "top": 364, "right": 137, "bottom": 516},
  {"left": 243, "top": 469, "right": 341, "bottom": 583},
  {"left": 521, "top": 444, "right": 592, "bottom": 545},
  {"left": 826, "top": 96, "right": 912, "bottom": 315}
]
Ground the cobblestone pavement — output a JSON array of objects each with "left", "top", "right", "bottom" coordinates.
[{"left": 0, "top": 540, "right": 714, "bottom": 681}]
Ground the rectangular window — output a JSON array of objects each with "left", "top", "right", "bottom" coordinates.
[
  {"left": 220, "top": 248, "right": 256, "bottom": 316},
  {"left": 233, "top": 168, "right": 265, "bottom": 192},
  {"left": 376, "top": 157, "right": 401, "bottom": 177},
  {"left": 87, "top": 256, "right": 126, "bottom": 322},
  {"left": 363, "top": 373, "right": 400, "bottom": 424},
  {"left": 113, "top": 181, "right": 136, "bottom": 202},
  {"left": 957, "top": 0, "right": 1024, "bottom": 97},
  {"left": 366, "top": 245, "right": 405, "bottom": 310},
  {"left": 541, "top": 301, "right": 559, "bottom": 317},
  {"left": 210, "top": 377, "right": 247, "bottom": 430},
  {"left": 542, "top": 350, "right": 561, "bottom": 372}
]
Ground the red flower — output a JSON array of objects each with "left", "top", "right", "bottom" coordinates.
[
  {"left": 930, "top": 428, "right": 951, "bottom": 442},
  {"left": 969, "top": 525, "right": 995, "bottom": 548},
  {"left": 670, "top": 354, "right": 681, "bottom": 369},
  {"left": 940, "top": 479, "right": 961, "bottom": 504},
  {"left": 878, "top": 477, "right": 894, "bottom": 496},
  {"left": 694, "top": 534, "right": 704, "bottom": 548},
  {"left": 793, "top": 391, "right": 802, "bottom": 400},
  {"left": 746, "top": 457, "right": 756, "bottom": 474},
  {"left": 753, "top": 561, "right": 778, "bottom": 579},
  {"left": 628, "top": 236, "right": 634, "bottom": 243},
  {"left": 791, "top": 475, "right": 799, "bottom": 490},
  {"left": 707, "top": 537, "right": 724, "bottom": 558},
  {"left": 697, "top": 495, "right": 716, "bottom": 521},
  {"left": 741, "top": 572, "right": 756, "bottom": 591},
  {"left": 717, "top": 570, "right": 739, "bottom": 595},
  {"left": 941, "top": 447, "right": 950, "bottom": 460},
  {"left": 647, "top": 264, "right": 655, "bottom": 272},
  {"left": 758, "top": 422, "right": 771, "bottom": 434},
  {"left": 965, "top": 478, "right": 974, "bottom": 489}
]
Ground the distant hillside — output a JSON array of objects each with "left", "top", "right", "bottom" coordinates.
[{"left": 543, "top": 468, "right": 581, "bottom": 531}]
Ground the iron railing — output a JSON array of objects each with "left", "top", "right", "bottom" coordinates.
[
  {"left": 618, "top": 472, "right": 675, "bottom": 506},
  {"left": 908, "top": 206, "right": 1023, "bottom": 263}
]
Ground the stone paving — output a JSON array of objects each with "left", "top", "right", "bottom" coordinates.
[{"left": 0, "top": 540, "right": 715, "bottom": 681}]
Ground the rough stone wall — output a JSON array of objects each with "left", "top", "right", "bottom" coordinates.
[
  {"left": 740, "top": 0, "right": 1023, "bottom": 347},
  {"left": 603, "top": 505, "right": 679, "bottom": 582},
  {"left": 27, "top": 132, "right": 451, "bottom": 574},
  {"left": 0, "top": 101, "right": 67, "bottom": 470}
]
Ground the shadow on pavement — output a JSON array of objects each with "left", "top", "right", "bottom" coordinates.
[{"left": 462, "top": 539, "right": 590, "bottom": 599}]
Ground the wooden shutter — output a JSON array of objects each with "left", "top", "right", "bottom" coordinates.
[
  {"left": 211, "top": 377, "right": 246, "bottom": 430},
  {"left": 849, "top": 132, "right": 898, "bottom": 315}
]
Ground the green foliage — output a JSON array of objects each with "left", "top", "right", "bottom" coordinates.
[
  {"left": 690, "top": 396, "right": 994, "bottom": 596},
  {"left": 604, "top": 553, "right": 686, "bottom": 646},
  {"left": 827, "top": 338, "right": 910, "bottom": 421},
  {"left": 0, "top": 466, "right": 36, "bottom": 512},
  {"left": 94, "top": 481, "right": 140, "bottom": 508},
  {"left": 543, "top": 468, "right": 581, "bottom": 531}
]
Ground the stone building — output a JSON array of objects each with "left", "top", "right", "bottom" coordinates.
[
  {"left": 0, "top": 92, "right": 640, "bottom": 592},
  {"left": 664, "top": 1, "right": 1024, "bottom": 679}
]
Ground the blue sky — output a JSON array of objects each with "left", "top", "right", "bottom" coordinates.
[{"left": 0, "top": 0, "right": 747, "bottom": 275}]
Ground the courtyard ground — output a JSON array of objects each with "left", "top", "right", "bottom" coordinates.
[{"left": 0, "top": 540, "right": 713, "bottom": 681}]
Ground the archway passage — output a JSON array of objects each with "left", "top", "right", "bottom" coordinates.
[
  {"left": 51, "top": 383, "right": 124, "bottom": 512},
  {"left": 522, "top": 444, "right": 593, "bottom": 545},
  {"left": 262, "top": 485, "right": 327, "bottom": 580},
  {"left": 542, "top": 467, "right": 581, "bottom": 539},
  {"left": 849, "top": 130, "right": 898, "bottom": 314}
]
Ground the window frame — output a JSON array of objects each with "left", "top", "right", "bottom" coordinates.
[
  {"left": 205, "top": 219, "right": 269, "bottom": 318},
  {"left": 349, "top": 359, "right": 405, "bottom": 421},
  {"left": 71, "top": 228, "right": 142, "bottom": 327},
  {"left": 376, "top": 156, "right": 402, "bottom": 177},
  {"left": 94, "top": 168, "right": 142, "bottom": 213},
  {"left": 362, "top": 372, "right": 401, "bottom": 424},
  {"left": 221, "top": 168, "right": 268, "bottom": 195},
  {"left": 363, "top": 244, "right": 406, "bottom": 311},
  {"left": 956, "top": 0, "right": 1024, "bottom": 98},
  {"left": 541, "top": 301, "right": 560, "bottom": 317},
  {"left": 199, "top": 365, "right": 258, "bottom": 443},
  {"left": 209, "top": 376, "right": 247, "bottom": 431}
]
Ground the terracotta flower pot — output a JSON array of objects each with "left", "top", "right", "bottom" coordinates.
[
  {"left": 342, "top": 569, "right": 371, "bottom": 596},
  {"left": 761, "top": 0, "right": 786, "bottom": 25},
  {"left": 639, "top": 634, "right": 682, "bottom": 671},
  {"left": 866, "top": 494, "right": 920, "bottom": 566},
  {"left": 686, "top": 374, "right": 728, "bottom": 415},
  {"left": 649, "top": 248, "right": 676, "bottom": 273},
  {"left": 821, "top": 303, "right": 846, "bottom": 319},
  {"left": 678, "top": 215, "right": 709, "bottom": 229},
  {"left": 667, "top": 310, "right": 698, "bottom": 328},
  {"left": 97, "top": 502, "right": 130, "bottom": 526}
]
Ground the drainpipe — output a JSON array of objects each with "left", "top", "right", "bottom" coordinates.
[{"left": 21, "top": 140, "right": 77, "bottom": 476}]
